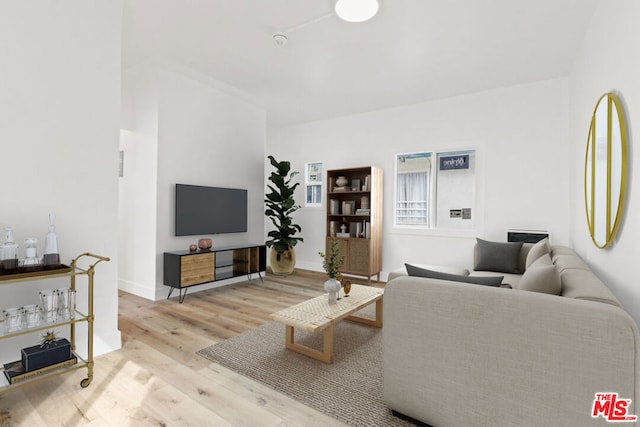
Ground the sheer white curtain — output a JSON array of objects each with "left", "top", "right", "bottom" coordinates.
[{"left": 396, "top": 171, "right": 429, "bottom": 225}]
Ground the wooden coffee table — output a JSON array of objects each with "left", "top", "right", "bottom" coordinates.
[{"left": 271, "top": 284, "right": 384, "bottom": 364}]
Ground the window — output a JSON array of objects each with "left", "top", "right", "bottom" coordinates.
[
  {"left": 395, "top": 152, "right": 432, "bottom": 227},
  {"left": 395, "top": 149, "right": 476, "bottom": 230},
  {"left": 305, "top": 161, "right": 323, "bottom": 207}
]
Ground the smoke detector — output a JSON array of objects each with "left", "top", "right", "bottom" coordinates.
[{"left": 273, "top": 33, "right": 288, "bottom": 47}]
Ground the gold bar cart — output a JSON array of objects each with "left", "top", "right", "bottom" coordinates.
[{"left": 0, "top": 253, "right": 109, "bottom": 393}]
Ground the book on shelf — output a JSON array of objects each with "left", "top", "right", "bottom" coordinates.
[
  {"left": 341, "top": 201, "right": 355, "bottom": 215},
  {"left": 332, "top": 186, "right": 349, "bottom": 192},
  {"left": 349, "top": 221, "right": 371, "bottom": 238},
  {"left": 355, "top": 209, "right": 371, "bottom": 215},
  {"left": 330, "top": 199, "right": 340, "bottom": 215},
  {"left": 3, "top": 356, "right": 78, "bottom": 385}
]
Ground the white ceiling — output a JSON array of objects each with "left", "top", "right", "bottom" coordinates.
[{"left": 122, "top": 0, "right": 599, "bottom": 126}]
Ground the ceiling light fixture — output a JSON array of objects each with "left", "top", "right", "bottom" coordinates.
[{"left": 334, "top": 0, "right": 380, "bottom": 23}]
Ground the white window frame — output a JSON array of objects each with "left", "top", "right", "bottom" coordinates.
[
  {"left": 394, "top": 152, "right": 434, "bottom": 228},
  {"left": 394, "top": 149, "right": 476, "bottom": 231},
  {"left": 304, "top": 161, "right": 323, "bottom": 207}
]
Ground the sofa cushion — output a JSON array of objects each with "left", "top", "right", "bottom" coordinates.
[
  {"left": 518, "top": 254, "right": 561, "bottom": 295},
  {"left": 405, "top": 263, "right": 503, "bottom": 286},
  {"left": 525, "top": 238, "right": 551, "bottom": 269},
  {"left": 388, "top": 264, "right": 470, "bottom": 282},
  {"left": 474, "top": 238, "right": 524, "bottom": 274},
  {"left": 559, "top": 268, "right": 621, "bottom": 307},
  {"left": 470, "top": 271, "right": 523, "bottom": 289},
  {"left": 552, "top": 254, "right": 590, "bottom": 273}
]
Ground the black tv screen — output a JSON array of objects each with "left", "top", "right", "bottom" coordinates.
[{"left": 175, "top": 184, "right": 248, "bottom": 236}]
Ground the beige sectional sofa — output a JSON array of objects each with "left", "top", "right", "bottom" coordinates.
[{"left": 383, "top": 240, "right": 639, "bottom": 427}]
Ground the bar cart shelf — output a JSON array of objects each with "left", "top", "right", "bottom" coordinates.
[{"left": 0, "top": 253, "right": 109, "bottom": 393}]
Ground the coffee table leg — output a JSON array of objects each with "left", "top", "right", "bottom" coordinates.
[
  {"left": 284, "top": 324, "right": 334, "bottom": 364},
  {"left": 346, "top": 298, "right": 383, "bottom": 327}
]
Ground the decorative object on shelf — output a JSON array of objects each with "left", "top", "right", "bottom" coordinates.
[
  {"left": 57, "top": 288, "right": 76, "bottom": 320},
  {"left": 3, "top": 356, "right": 77, "bottom": 385},
  {"left": 43, "top": 214, "right": 60, "bottom": 267},
  {"left": 23, "top": 238, "right": 41, "bottom": 267},
  {"left": 360, "top": 196, "right": 369, "bottom": 210},
  {"left": 319, "top": 237, "right": 345, "bottom": 304},
  {"left": 40, "top": 329, "right": 60, "bottom": 346},
  {"left": 3, "top": 307, "right": 24, "bottom": 333},
  {"left": 39, "top": 289, "right": 58, "bottom": 323},
  {"left": 585, "top": 92, "right": 628, "bottom": 249},
  {"left": 265, "top": 155, "right": 303, "bottom": 275},
  {"left": 22, "top": 304, "right": 40, "bottom": 328},
  {"left": 189, "top": 244, "right": 198, "bottom": 252},
  {"left": 0, "top": 227, "right": 19, "bottom": 270},
  {"left": 22, "top": 335, "right": 72, "bottom": 372},
  {"left": 335, "top": 176, "right": 348, "bottom": 188},
  {"left": 198, "top": 238, "right": 212, "bottom": 251}
]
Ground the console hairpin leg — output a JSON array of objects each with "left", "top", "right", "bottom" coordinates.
[
  {"left": 178, "top": 287, "right": 188, "bottom": 303},
  {"left": 247, "top": 271, "right": 264, "bottom": 283},
  {"left": 167, "top": 287, "right": 188, "bottom": 303}
]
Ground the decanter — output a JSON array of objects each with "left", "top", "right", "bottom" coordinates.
[
  {"left": 0, "top": 227, "right": 19, "bottom": 270},
  {"left": 43, "top": 213, "right": 60, "bottom": 267},
  {"left": 23, "top": 238, "right": 41, "bottom": 266}
]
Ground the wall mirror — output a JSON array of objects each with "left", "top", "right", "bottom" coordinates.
[{"left": 584, "top": 92, "right": 628, "bottom": 248}]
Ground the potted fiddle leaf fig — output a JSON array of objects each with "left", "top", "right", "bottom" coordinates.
[{"left": 265, "top": 155, "right": 303, "bottom": 275}]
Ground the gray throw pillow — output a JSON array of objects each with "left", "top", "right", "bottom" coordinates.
[
  {"left": 405, "top": 264, "right": 504, "bottom": 287},
  {"left": 518, "top": 254, "right": 561, "bottom": 295},
  {"left": 474, "top": 238, "right": 523, "bottom": 274},
  {"left": 525, "top": 237, "right": 551, "bottom": 269}
]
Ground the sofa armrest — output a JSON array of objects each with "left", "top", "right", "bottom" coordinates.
[{"left": 383, "top": 276, "right": 640, "bottom": 427}]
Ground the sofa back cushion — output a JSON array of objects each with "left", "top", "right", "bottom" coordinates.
[
  {"left": 474, "top": 239, "right": 531, "bottom": 274},
  {"left": 525, "top": 238, "right": 551, "bottom": 269},
  {"left": 518, "top": 253, "right": 561, "bottom": 295},
  {"left": 551, "top": 246, "right": 621, "bottom": 307}
]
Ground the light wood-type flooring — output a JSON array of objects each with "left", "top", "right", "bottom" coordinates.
[{"left": 0, "top": 270, "right": 384, "bottom": 426}]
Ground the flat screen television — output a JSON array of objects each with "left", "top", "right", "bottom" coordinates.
[{"left": 175, "top": 184, "right": 248, "bottom": 236}]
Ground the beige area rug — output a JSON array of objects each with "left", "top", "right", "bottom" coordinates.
[{"left": 197, "top": 313, "right": 419, "bottom": 426}]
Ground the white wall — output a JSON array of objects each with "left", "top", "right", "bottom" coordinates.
[
  {"left": 120, "top": 64, "right": 266, "bottom": 301},
  {"left": 269, "top": 78, "right": 571, "bottom": 277},
  {"left": 568, "top": 0, "right": 640, "bottom": 325},
  {"left": 0, "top": 1, "right": 122, "bottom": 361},
  {"left": 118, "top": 130, "right": 158, "bottom": 299}
]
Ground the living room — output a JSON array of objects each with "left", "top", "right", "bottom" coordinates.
[{"left": 1, "top": 0, "right": 639, "bottom": 425}]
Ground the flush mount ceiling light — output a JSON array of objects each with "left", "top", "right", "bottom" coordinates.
[{"left": 334, "top": 0, "right": 380, "bottom": 23}]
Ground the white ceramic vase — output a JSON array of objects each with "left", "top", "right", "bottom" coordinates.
[
  {"left": 335, "top": 176, "right": 348, "bottom": 187},
  {"left": 324, "top": 278, "right": 341, "bottom": 304}
]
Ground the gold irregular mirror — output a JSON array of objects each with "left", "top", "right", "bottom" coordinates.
[{"left": 584, "top": 92, "right": 628, "bottom": 248}]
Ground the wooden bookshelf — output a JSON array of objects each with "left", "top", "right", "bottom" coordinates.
[{"left": 326, "top": 166, "right": 383, "bottom": 284}]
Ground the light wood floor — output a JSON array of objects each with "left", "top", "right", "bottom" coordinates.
[{"left": 0, "top": 270, "right": 382, "bottom": 426}]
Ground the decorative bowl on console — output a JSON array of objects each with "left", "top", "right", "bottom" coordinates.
[{"left": 198, "top": 239, "right": 212, "bottom": 251}]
